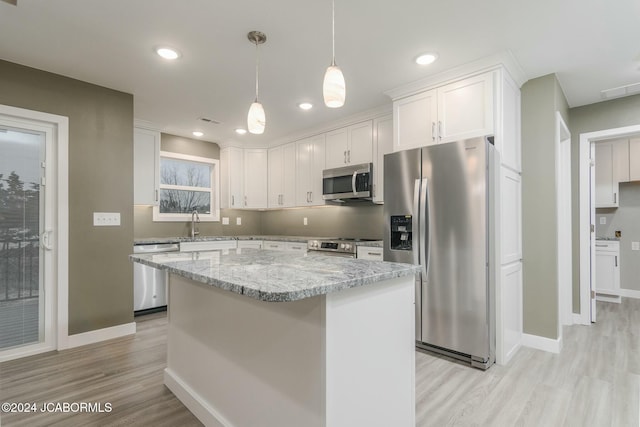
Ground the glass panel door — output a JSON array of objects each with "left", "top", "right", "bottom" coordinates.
[{"left": 0, "top": 125, "right": 45, "bottom": 350}]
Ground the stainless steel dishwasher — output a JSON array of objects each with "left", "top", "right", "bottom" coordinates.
[{"left": 133, "top": 242, "right": 179, "bottom": 314}]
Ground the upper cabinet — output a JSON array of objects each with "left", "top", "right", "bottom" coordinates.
[
  {"left": 221, "top": 147, "right": 268, "bottom": 209},
  {"left": 595, "top": 141, "right": 619, "bottom": 208},
  {"left": 629, "top": 138, "right": 640, "bottom": 181},
  {"left": 268, "top": 143, "right": 296, "bottom": 208},
  {"left": 393, "top": 72, "right": 494, "bottom": 152},
  {"left": 372, "top": 115, "right": 393, "bottom": 204},
  {"left": 325, "top": 121, "right": 373, "bottom": 169},
  {"left": 133, "top": 127, "right": 160, "bottom": 205},
  {"left": 296, "top": 134, "right": 326, "bottom": 206}
]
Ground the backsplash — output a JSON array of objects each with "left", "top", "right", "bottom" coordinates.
[{"left": 595, "top": 181, "right": 640, "bottom": 291}]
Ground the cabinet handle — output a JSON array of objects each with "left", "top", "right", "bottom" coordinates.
[
  {"left": 348, "top": 150, "right": 351, "bottom": 163},
  {"left": 438, "top": 121, "right": 442, "bottom": 140},
  {"left": 309, "top": 191, "right": 313, "bottom": 202},
  {"left": 615, "top": 256, "right": 618, "bottom": 267},
  {"left": 431, "top": 122, "right": 436, "bottom": 141},
  {"left": 595, "top": 244, "right": 608, "bottom": 247},
  {"left": 614, "top": 193, "right": 617, "bottom": 204},
  {"left": 232, "top": 195, "right": 235, "bottom": 206},
  {"left": 367, "top": 252, "right": 380, "bottom": 256},
  {"left": 155, "top": 189, "right": 158, "bottom": 202},
  {"left": 244, "top": 196, "right": 247, "bottom": 207},
  {"left": 344, "top": 150, "right": 347, "bottom": 164}
]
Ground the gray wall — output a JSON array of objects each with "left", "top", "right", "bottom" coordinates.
[
  {"left": 568, "top": 94, "right": 640, "bottom": 311},
  {"left": 595, "top": 182, "right": 640, "bottom": 291},
  {"left": 521, "top": 74, "right": 569, "bottom": 340},
  {"left": 0, "top": 59, "right": 134, "bottom": 335}
]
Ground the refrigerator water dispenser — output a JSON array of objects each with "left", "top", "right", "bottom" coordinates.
[{"left": 390, "top": 215, "right": 412, "bottom": 250}]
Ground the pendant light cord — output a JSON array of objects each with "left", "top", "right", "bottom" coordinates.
[
  {"left": 331, "top": 0, "right": 336, "bottom": 66},
  {"left": 255, "top": 39, "right": 260, "bottom": 102}
]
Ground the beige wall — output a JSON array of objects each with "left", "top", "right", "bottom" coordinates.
[
  {"left": 521, "top": 74, "right": 569, "bottom": 340},
  {"left": 568, "top": 93, "right": 640, "bottom": 312},
  {"left": 0, "top": 59, "right": 134, "bottom": 335}
]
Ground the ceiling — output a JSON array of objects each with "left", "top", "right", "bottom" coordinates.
[{"left": 1, "top": 0, "right": 639, "bottom": 147}]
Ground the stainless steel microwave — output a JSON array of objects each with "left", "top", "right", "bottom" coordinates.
[{"left": 322, "top": 163, "right": 373, "bottom": 201}]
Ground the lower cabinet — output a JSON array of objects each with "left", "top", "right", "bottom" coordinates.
[
  {"left": 498, "top": 261, "right": 522, "bottom": 365},
  {"left": 262, "top": 241, "right": 308, "bottom": 252},
  {"left": 595, "top": 241, "right": 621, "bottom": 303},
  {"left": 238, "top": 240, "right": 263, "bottom": 249},
  {"left": 180, "top": 240, "right": 237, "bottom": 252},
  {"left": 356, "top": 246, "right": 383, "bottom": 261}
]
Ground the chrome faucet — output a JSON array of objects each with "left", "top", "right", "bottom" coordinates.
[{"left": 191, "top": 210, "right": 200, "bottom": 239}]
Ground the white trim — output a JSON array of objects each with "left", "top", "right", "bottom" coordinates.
[
  {"left": 0, "top": 104, "right": 69, "bottom": 356},
  {"left": 164, "top": 368, "right": 233, "bottom": 427},
  {"left": 579, "top": 123, "right": 640, "bottom": 325},
  {"left": 618, "top": 289, "right": 640, "bottom": 299},
  {"left": 63, "top": 322, "right": 136, "bottom": 350},
  {"left": 573, "top": 313, "right": 588, "bottom": 325},
  {"left": 521, "top": 333, "right": 563, "bottom": 354}
]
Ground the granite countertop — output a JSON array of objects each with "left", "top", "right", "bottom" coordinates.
[
  {"left": 129, "top": 249, "right": 418, "bottom": 302},
  {"left": 134, "top": 235, "right": 329, "bottom": 245},
  {"left": 354, "top": 240, "right": 383, "bottom": 248}
]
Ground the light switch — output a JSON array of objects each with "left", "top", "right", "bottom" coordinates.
[
  {"left": 599, "top": 217, "right": 606, "bottom": 225},
  {"left": 303, "top": 217, "right": 308, "bottom": 226},
  {"left": 222, "top": 217, "right": 229, "bottom": 225},
  {"left": 236, "top": 217, "right": 242, "bottom": 225},
  {"left": 93, "top": 212, "right": 120, "bottom": 226},
  {"left": 632, "top": 242, "right": 639, "bottom": 251}
]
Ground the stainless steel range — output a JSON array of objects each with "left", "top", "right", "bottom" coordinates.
[{"left": 307, "top": 238, "right": 379, "bottom": 258}]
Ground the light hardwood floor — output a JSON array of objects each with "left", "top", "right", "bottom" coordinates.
[{"left": 0, "top": 300, "right": 637, "bottom": 426}]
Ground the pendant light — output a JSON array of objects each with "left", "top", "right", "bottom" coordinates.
[
  {"left": 323, "top": 0, "right": 345, "bottom": 108},
  {"left": 247, "top": 31, "right": 266, "bottom": 134}
]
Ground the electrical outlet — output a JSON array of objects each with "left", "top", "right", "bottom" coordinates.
[
  {"left": 93, "top": 212, "right": 120, "bottom": 226},
  {"left": 236, "top": 217, "right": 242, "bottom": 225},
  {"left": 222, "top": 217, "right": 229, "bottom": 225},
  {"left": 632, "top": 242, "right": 639, "bottom": 251},
  {"left": 303, "top": 217, "right": 308, "bottom": 226},
  {"left": 599, "top": 217, "right": 606, "bottom": 225}
]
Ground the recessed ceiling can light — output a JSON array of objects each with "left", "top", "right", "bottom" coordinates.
[
  {"left": 156, "top": 47, "right": 181, "bottom": 60},
  {"left": 235, "top": 128, "right": 247, "bottom": 135},
  {"left": 415, "top": 53, "right": 438, "bottom": 65},
  {"left": 192, "top": 131, "right": 204, "bottom": 137},
  {"left": 298, "top": 102, "right": 313, "bottom": 110}
]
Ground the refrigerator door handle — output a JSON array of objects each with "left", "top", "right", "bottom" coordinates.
[
  {"left": 413, "top": 179, "right": 421, "bottom": 267},
  {"left": 420, "top": 178, "right": 429, "bottom": 278}
]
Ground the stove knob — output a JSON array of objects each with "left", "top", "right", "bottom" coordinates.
[{"left": 340, "top": 243, "right": 345, "bottom": 249}]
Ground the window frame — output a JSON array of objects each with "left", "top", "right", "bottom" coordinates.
[{"left": 152, "top": 151, "right": 220, "bottom": 222}]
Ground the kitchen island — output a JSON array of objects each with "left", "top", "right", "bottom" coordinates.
[{"left": 130, "top": 249, "right": 418, "bottom": 427}]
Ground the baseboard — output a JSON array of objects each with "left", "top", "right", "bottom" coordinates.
[
  {"left": 619, "top": 289, "right": 640, "bottom": 299},
  {"left": 572, "top": 313, "right": 588, "bottom": 325},
  {"left": 522, "top": 333, "right": 562, "bottom": 354},
  {"left": 164, "top": 368, "right": 231, "bottom": 427},
  {"left": 63, "top": 322, "right": 136, "bottom": 350}
]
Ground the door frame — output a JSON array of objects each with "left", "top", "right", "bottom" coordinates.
[
  {"left": 578, "top": 123, "right": 640, "bottom": 324},
  {"left": 0, "top": 104, "right": 69, "bottom": 360}
]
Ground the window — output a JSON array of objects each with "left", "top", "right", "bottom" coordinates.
[{"left": 153, "top": 151, "right": 220, "bottom": 222}]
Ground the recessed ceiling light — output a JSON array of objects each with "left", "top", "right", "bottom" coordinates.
[
  {"left": 298, "top": 102, "right": 313, "bottom": 110},
  {"left": 415, "top": 53, "right": 438, "bottom": 65},
  {"left": 156, "top": 47, "right": 181, "bottom": 60},
  {"left": 235, "top": 128, "right": 247, "bottom": 135},
  {"left": 192, "top": 131, "right": 204, "bottom": 137}
]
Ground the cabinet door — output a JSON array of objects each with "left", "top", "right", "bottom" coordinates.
[
  {"left": 309, "top": 135, "right": 326, "bottom": 206},
  {"left": 393, "top": 89, "right": 437, "bottom": 151},
  {"left": 268, "top": 146, "right": 284, "bottom": 208},
  {"left": 595, "top": 250, "right": 619, "bottom": 294},
  {"left": 348, "top": 121, "right": 373, "bottom": 165},
  {"left": 630, "top": 138, "right": 640, "bottom": 181},
  {"left": 595, "top": 142, "right": 618, "bottom": 207},
  {"left": 296, "top": 139, "right": 313, "bottom": 206},
  {"left": 612, "top": 139, "right": 630, "bottom": 183},
  {"left": 243, "top": 149, "right": 268, "bottom": 208},
  {"left": 497, "top": 73, "right": 521, "bottom": 172},
  {"left": 438, "top": 73, "right": 494, "bottom": 143},
  {"left": 373, "top": 115, "right": 393, "bottom": 204},
  {"left": 221, "top": 147, "right": 244, "bottom": 208},
  {"left": 263, "top": 241, "right": 286, "bottom": 251},
  {"left": 499, "top": 262, "right": 522, "bottom": 364},
  {"left": 325, "top": 128, "right": 349, "bottom": 169},
  {"left": 281, "top": 143, "right": 297, "bottom": 207},
  {"left": 133, "top": 128, "right": 160, "bottom": 205},
  {"left": 357, "top": 246, "right": 383, "bottom": 261},
  {"left": 500, "top": 168, "right": 522, "bottom": 264}
]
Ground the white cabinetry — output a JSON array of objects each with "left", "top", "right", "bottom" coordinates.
[
  {"left": 243, "top": 149, "right": 268, "bottom": 209},
  {"left": 180, "top": 240, "right": 237, "bottom": 252},
  {"left": 612, "top": 139, "right": 630, "bottom": 183},
  {"left": 296, "top": 134, "right": 326, "bottom": 206},
  {"left": 630, "top": 138, "right": 640, "bottom": 181},
  {"left": 373, "top": 115, "right": 393, "bottom": 204},
  {"left": 262, "top": 240, "right": 307, "bottom": 252},
  {"left": 595, "top": 240, "right": 621, "bottom": 303},
  {"left": 393, "top": 72, "right": 494, "bottom": 151},
  {"left": 595, "top": 142, "right": 619, "bottom": 208},
  {"left": 133, "top": 127, "right": 160, "bottom": 205},
  {"left": 501, "top": 168, "right": 522, "bottom": 264},
  {"left": 356, "top": 246, "right": 383, "bottom": 261},
  {"left": 268, "top": 143, "right": 296, "bottom": 208},
  {"left": 325, "top": 121, "right": 373, "bottom": 169},
  {"left": 221, "top": 147, "right": 267, "bottom": 209},
  {"left": 238, "top": 240, "right": 263, "bottom": 249}
]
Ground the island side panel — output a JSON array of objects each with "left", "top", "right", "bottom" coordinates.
[
  {"left": 164, "top": 274, "right": 326, "bottom": 427},
  {"left": 325, "top": 275, "right": 415, "bottom": 427}
]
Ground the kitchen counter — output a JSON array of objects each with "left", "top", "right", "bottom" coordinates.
[
  {"left": 130, "top": 248, "right": 416, "bottom": 302},
  {"left": 133, "top": 235, "right": 330, "bottom": 245},
  {"left": 130, "top": 248, "right": 416, "bottom": 426}
]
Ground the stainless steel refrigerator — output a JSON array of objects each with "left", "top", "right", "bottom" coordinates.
[{"left": 383, "top": 136, "right": 497, "bottom": 369}]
